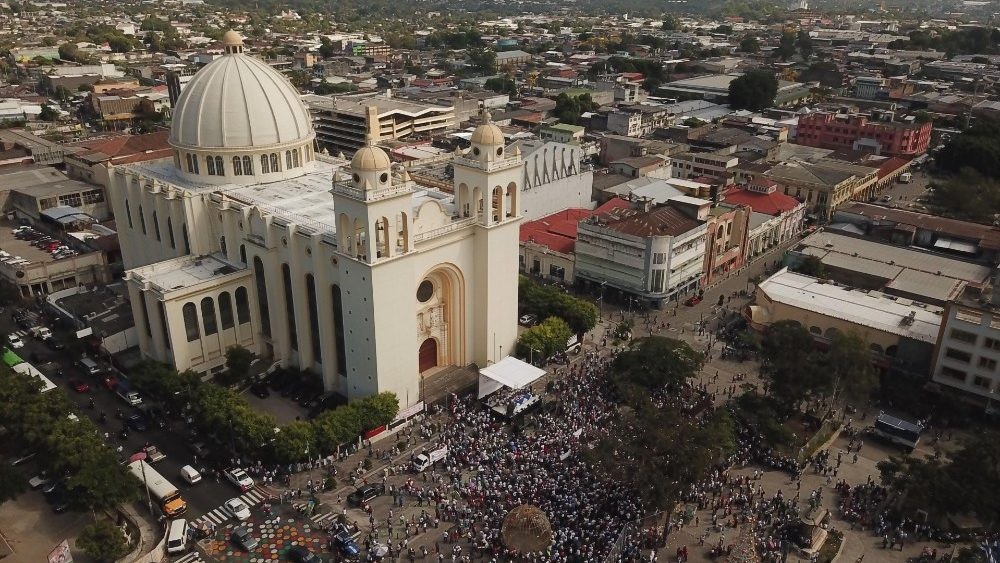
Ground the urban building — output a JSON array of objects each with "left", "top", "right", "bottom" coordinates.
[
  {"left": 702, "top": 202, "right": 752, "bottom": 287},
  {"left": 747, "top": 268, "right": 940, "bottom": 377},
  {"left": 305, "top": 92, "right": 456, "bottom": 155},
  {"left": 515, "top": 140, "right": 594, "bottom": 220},
  {"left": 64, "top": 131, "right": 174, "bottom": 188},
  {"left": 109, "top": 32, "right": 521, "bottom": 408},
  {"left": 671, "top": 151, "right": 741, "bottom": 184},
  {"left": 795, "top": 111, "right": 932, "bottom": 157},
  {"left": 575, "top": 197, "right": 710, "bottom": 307},
  {"left": 539, "top": 123, "right": 585, "bottom": 144},
  {"left": 723, "top": 179, "right": 806, "bottom": 260},
  {"left": 766, "top": 158, "right": 879, "bottom": 220},
  {"left": 931, "top": 287, "right": 1000, "bottom": 413}
]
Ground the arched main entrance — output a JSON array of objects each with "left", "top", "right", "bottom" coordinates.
[{"left": 418, "top": 338, "right": 438, "bottom": 373}]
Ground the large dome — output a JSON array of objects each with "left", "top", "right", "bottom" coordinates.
[{"left": 169, "top": 34, "right": 313, "bottom": 150}]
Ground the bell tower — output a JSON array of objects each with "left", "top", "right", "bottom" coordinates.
[
  {"left": 452, "top": 111, "right": 523, "bottom": 226},
  {"left": 331, "top": 130, "right": 413, "bottom": 264}
]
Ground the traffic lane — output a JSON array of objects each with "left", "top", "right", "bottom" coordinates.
[{"left": 20, "top": 337, "right": 238, "bottom": 518}]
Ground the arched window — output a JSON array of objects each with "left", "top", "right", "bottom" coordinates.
[
  {"left": 182, "top": 302, "right": 200, "bottom": 342},
  {"left": 286, "top": 150, "right": 293, "bottom": 170},
  {"left": 191, "top": 154, "right": 199, "bottom": 174},
  {"left": 218, "top": 291, "right": 234, "bottom": 330},
  {"left": 282, "top": 263, "right": 298, "bottom": 350},
  {"left": 242, "top": 155, "right": 252, "bottom": 175},
  {"left": 185, "top": 153, "right": 194, "bottom": 173},
  {"left": 214, "top": 156, "right": 224, "bottom": 175},
  {"left": 270, "top": 153, "right": 279, "bottom": 172},
  {"left": 235, "top": 286, "right": 251, "bottom": 324},
  {"left": 809, "top": 326, "right": 822, "bottom": 335},
  {"left": 124, "top": 199, "right": 133, "bottom": 229},
  {"left": 152, "top": 211, "right": 161, "bottom": 241},
  {"left": 293, "top": 148, "right": 300, "bottom": 168},
  {"left": 167, "top": 217, "right": 175, "bottom": 249},
  {"left": 232, "top": 156, "right": 243, "bottom": 176},
  {"left": 253, "top": 257, "right": 272, "bottom": 337},
  {"left": 206, "top": 155, "right": 217, "bottom": 175},
  {"left": 201, "top": 297, "right": 217, "bottom": 336},
  {"left": 261, "top": 154, "right": 270, "bottom": 174},
  {"left": 306, "top": 274, "right": 321, "bottom": 362},
  {"left": 332, "top": 284, "right": 346, "bottom": 375},
  {"left": 220, "top": 236, "right": 227, "bottom": 256},
  {"left": 138, "top": 205, "right": 146, "bottom": 234},
  {"left": 239, "top": 244, "right": 246, "bottom": 264}
]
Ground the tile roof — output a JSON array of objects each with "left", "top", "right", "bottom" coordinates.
[
  {"left": 596, "top": 202, "right": 703, "bottom": 238},
  {"left": 723, "top": 185, "right": 803, "bottom": 216},
  {"left": 518, "top": 199, "right": 631, "bottom": 254},
  {"left": 68, "top": 131, "right": 172, "bottom": 165}
]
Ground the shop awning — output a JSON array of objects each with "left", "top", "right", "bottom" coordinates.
[{"left": 478, "top": 356, "right": 546, "bottom": 399}]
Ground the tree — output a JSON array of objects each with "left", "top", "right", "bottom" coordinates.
[
  {"left": 38, "top": 104, "right": 59, "bottom": 122},
  {"left": 518, "top": 277, "right": 598, "bottom": 335},
  {"left": 516, "top": 316, "right": 573, "bottom": 362},
  {"left": 314, "top": 80, "right": 355, "bottom": 95},
  {"left": 661, "top": 14, "right": 680, "bottom": 30},
  {"left": 683, "top": 117, "right": 706, "bottom": 127},
  {"left": 927, "top": 168, "right": 1000, "bottom": 223},
  {"left": 739, "top": 36, "right": 760, "bottom": 53},
  {"left": 53, "top": 85, "right": 72, "bottom": 102},
  {"left": 937, "top": 119, "right": 1000, "bottom": 179},
  {"left": 78, "top": 520, "right": 130, "bottom": 562},
  {"left": 776, "top": 29, "right": 797, "bottom": 60},
  {"left": 914, "top": 110, "right": 932, "bottom": 124},
  {"left": 760, "top": 320, "right": 818, "bottom": 406},
  {"left": 225, "top": 345, "right": 253, "bottom": 385},
  {"left": 467, "top": 48, "right": 496, "bottom": 74},
  {"left": 799, "top": 61, "right": 843, "bottom": 88},
  {"left": 270, "top": 420, "right": 316, "bottom": 464},
  {"left": 484, "top": 76, "right": 517, "bottom": 96},
  {"left": 107, "top": 35, "right": 132, "bottom": 54},
  {"left": 822, "top": 331, "right": 877, "bottom": 404},
  {"left": 728, "top": 70, "right": 778, "bottom": 111},
  {"left": 0, "top": 464, "right": 25, "bottom": 504},
  {"left": 612, "top": 336, "right": 702, "bottom": 393},
  {"left": 58, "top": 42, "right": 78, "bottom": 61},
  {"left": 796, "top": 30, "right": 813, "bottom": 59},
  {"left": 793, "top": 255, "right": 826, "bottom": 278},
  {"left": 553, "top": 92, "right": 598, "bottom": 125},
  {"left": 318, "top": 37, "right": 337, "bottom": 58}
]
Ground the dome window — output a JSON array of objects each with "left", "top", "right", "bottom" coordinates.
[
  {"left": 379, "top": 172, "right": 389, "bottom": 184},
  {"left": 473, "top": 147, "right": 481, "bottom": 156},
  {"left": 496, "top": 147, "right": 503, "bottom": 156},
  {"left": 352, "top": 173, "right": 361, "bottom": 184}
]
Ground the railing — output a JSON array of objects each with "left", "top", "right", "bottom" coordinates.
[
  {"left": 413, "top": 217, "right": 476, "bottom": 243},
  {"left": 452, "top": 155, "right": 522, "bottom": 173},
  {"left": 332, "top": 181, "right": 412, "bottom": 202}
]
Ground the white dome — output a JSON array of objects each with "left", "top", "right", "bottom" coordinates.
[
  {"left": 352, "top": 145, "right": 391, "bottom": 172},
  {"left": 170, "top": 48, "right": 314, "bottom": 150},
  {"left": 471, "top": 122, "right": 505, "bottom": 146}
]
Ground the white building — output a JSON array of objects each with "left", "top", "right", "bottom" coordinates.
[
  {"left": 516, "top": 140, "right": 594, "bottom": 220},
  {"left": 109, "top": 32, "right": 522, "bottom": 408},
  {"left": 931, "top": 295, "right": 1000, "bottom": 413}
]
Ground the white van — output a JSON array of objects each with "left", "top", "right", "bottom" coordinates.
[
  {"left": 898, "top": 172, "right": 913, "bottom": 184},
  {"left": 180, "top": 465, "right": 201, "bottom": 485},
  {"left": 78, "top": 357, "right": 100, "bottom": 376},
  {"left": 165, "top": 518, "right": 189, "bottom": 554}
]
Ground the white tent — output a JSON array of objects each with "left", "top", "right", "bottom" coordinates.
[
  {"left": 478, "top": 356, "right": 546, "bottom": 399},
  {"left": 13, "top": 362, "right": 56, "bottom": 393}
]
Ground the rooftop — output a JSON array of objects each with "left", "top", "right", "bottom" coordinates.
[
  {"left": 836, "top": 202, "right": 1000, "bottom": 251},
  {"left": 590, "top": 202, "right": 704, "bottom": 238},
  {"left": 756, "top": 268, "right": 943, "bottom": 343},
  {"left": 723, "top": 185, "right": 803, "bottom": 216},
  {"left": 128, "top": 253, "right": 247, "bottom": 294}
]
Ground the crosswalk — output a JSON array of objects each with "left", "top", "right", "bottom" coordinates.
[
  {"left": 291, "top": 500, "right": 337, "bottom": 527},
  {"left": 190, "top": 488, "right": 268, "bottom": 529},
  {"left": 172, "top": 553, "right": 205, "bottom": 563}
]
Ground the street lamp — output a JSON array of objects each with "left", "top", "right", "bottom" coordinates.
[
  {"left": 529, "top": 347, "right": 539, "bottom": 366},
  {"left": 129, "top": 452, "right": 154, "bottom": 516}
]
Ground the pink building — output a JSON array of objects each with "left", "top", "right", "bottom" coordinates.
[{"left": 796, "top": 111, "right": 932, "bottom": 157}]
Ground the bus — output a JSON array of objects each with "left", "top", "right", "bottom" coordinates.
[
  {"left": 128, "top": 460, "right": 187, "bottom": 517},
  {"left": 873, "top": 413, "right": 922, "bottom": 450}
]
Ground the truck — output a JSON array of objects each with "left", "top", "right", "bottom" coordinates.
[
  {"left": 898, "top": 172, "right": 913, "bottom": 184},
  {"left": 29, "top": 326, "right": 52, "bottom": 341},
  {"left": 143, "top": 445, "right": 166, "bottom": 463},
  {"left": 128, "top": 460, "right": 187, "bottom": 517},
  {"left": 115, "top": 378, "right": 143, "bottom": 407},
  {"left": 412, "top": 446, "right": 448, "bottom": 472}
]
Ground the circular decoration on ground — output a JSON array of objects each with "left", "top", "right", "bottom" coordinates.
[
  {"left": 379, "top": 172, "right": 389, "bottom": 183},
  {"left": 416, "top": 280, "right": 434, "bottom": 302},
  {"left": 502, "top": 505, "right": 553, "bottom": 554}
]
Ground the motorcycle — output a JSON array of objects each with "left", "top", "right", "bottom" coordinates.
[{"left": 118, "top": 427, "right": 129, "bottom": 440}]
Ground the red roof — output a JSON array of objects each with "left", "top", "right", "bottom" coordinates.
[
  {"left": 520, "top": 208, "right": 592, "bottom": 254},
  {"left": 519, "top": 199, "right": 631, "bottom": 254},
  {"left": 69, "top": 131, "right": 173, "bottom": 165},
  {"left": 723, "top": 185, "right": 802, "bottom": 216},
  {"left": 875, "top": 156, "right": 910, "bottom": 179}
]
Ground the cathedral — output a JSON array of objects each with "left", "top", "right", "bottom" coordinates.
[{"left": 108, "top": 31, "right": 522, "bottom": 407}]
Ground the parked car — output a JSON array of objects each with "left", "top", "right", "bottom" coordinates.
[
  {"left": 126, "top": 413, "right": 148, "bottom": 432},
  {"left": 142, "top": 445, "right": 166, "bottom": 463},
  {"left": 329, "top": 523, "right": 360, "bottom": 558},
  {"left": 45, "top": 339, "right": 65, "bottom": 351},
  {"left": 7, "top": 333, "right": 24, "bottom": 349},
  {"left": 346, "top": 483, "right": 385, "bottom": 507},
  {"left": 231, "top": 526, "right": 259, "bottom": 551},
  {"left": 225, "top": 468, "right": 254, "bottom": 492},
  {"left": 684, "top": 295, "right": 702, "bottom": 307},
  {"left": 224, "top": 498, "right": 252, "bottom": 521},
  {"left": 518, "top": 314, "right": 537, "bottom": 327}
]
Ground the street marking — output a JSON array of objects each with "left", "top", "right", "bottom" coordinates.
[{"left": 172, "top": 552, "right": 204, "bottom": 563}]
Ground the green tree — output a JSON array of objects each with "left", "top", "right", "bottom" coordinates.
[
  {"left": 318, "top": 37, "right": 337, "bottom": 58},
  {"left": 822, "top": 331, "right": 878, "bottom": 404},
  {"left": 313, "top": 406, "right": 362, "bottom": 451},
  {"left": 914, "top": 110, "right": 932, "bottom": 124},
  {"left": 225, "top": 345, "right": 254, "bottom": 385},
  {"left": 314, "top": 80, "right": 356, "bottom": 95},
  {"left": 793, "top": 255, "right": 826, "bottom": 278},
  {"left": 761, "top": 320, "right": 818, "bottom": 406},
  {"left": 356, "top": 392, "right": 400, "bottom": 429},
  {"left": 484, "top": 76, "right": 517, "bottom": 96},
  {"left": 57, "top": 42, "right": 78, "bottom": 61},
  {"left": 927, "top": 168, "right": 1000, "bottom": 223},
  {"left": 0, "top": 464, "right": 26, "bottom": 504},
  {"left": 53, "top": 85, "right": 72, "bottom": 102},
  {"left": 271, "top": 420, "right": 316, "bottom": 464},
  {"left": 516, "top": 316, "right": 573, "bottom": 362},
  {"left": 467, "top": 48, "right": 497, "bottom": 74},
  {"left": 78, "top": 520, "right": 130, "bottom": 562},
  {"left": 612, "top": 336, "right": 702, "bottom": 393},
  {"left": 776, "top": 29, "right": 797, "bottom": 60},
  {"left": 796, "top": 30, "right": 813, "bottom": 58},
  {"left": 937, "top": 119, "right": 1000, "bottom": 179},
  {"left": 38, "top": 104, "right": 59, "bottom": 122},
  {"left": 661, "top": 14, "right": 680, "bottom": 30},
  {"left": 739, "top": 36, "right": 760, "bottom": 53},
  {"left": 727, "top": 70, "right": 778, "bottom": 111}
]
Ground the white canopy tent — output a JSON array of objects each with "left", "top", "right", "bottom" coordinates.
[{"left": 478, "top": 356, "right": 547, "bottom": 399}]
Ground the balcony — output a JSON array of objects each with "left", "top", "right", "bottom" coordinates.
[{"left": 332, "top": 181, "right": 412, "bottom": 202}]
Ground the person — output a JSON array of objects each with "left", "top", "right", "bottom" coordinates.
[{"left": 88, "top": 397, "right": 95, "bottom": 409}]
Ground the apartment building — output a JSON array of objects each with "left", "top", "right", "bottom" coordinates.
[
  {"left": 932, "top": 291, "right": 1000, "bottom": 413},
  {"left": 796, "top": 110, "right": 932, "bottom": 157}
]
